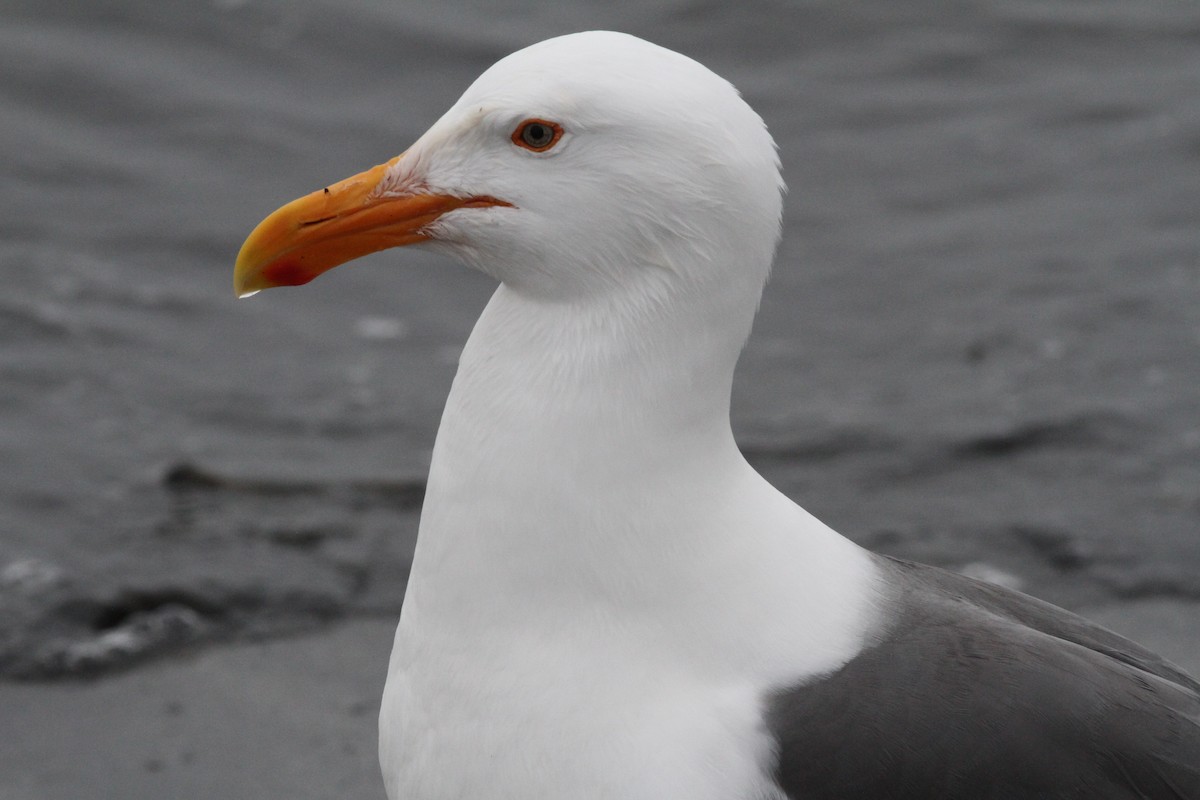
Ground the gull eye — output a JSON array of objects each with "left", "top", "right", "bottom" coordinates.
[{"left": 512, "top": 119, "right": 563, "bottom": 152}]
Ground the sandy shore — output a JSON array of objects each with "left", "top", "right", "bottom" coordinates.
[
  {"left": 2, "top": 621, "right": 393, "bottom": 800},
  {"left": 3, "top": 601, "right": 1198, "bottom": 800}
]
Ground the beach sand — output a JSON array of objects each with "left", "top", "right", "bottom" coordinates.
[{"left": 3, "top": 602, "right": 1197, "bottom": 800}]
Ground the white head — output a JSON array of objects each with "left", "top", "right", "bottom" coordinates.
[
  {"left": 235, "top": 31, "right": 784, "bottom": 323},
  {"left": 408, "top": 32, "right": 784, "bottom": 303}
]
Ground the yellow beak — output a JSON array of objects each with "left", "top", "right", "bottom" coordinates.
[{"left": 233, "top": 154, "right": 510, "bottom": 297}]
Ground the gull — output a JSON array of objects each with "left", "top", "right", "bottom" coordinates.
[{"left": 234, "top": 30, "right": 1200, "bottom": 800}]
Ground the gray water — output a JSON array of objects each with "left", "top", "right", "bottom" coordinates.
[{"left": 2, "top": 0, "right": 1198, "bottom": 678}]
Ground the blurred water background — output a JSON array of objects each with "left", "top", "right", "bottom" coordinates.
[{"left": 2, "top": 0, "right": 1198, "bottom": 679}]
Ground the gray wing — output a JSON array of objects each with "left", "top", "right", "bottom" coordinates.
[{"left": 765, "top": 555, "right": 1200, "bottom": 799}]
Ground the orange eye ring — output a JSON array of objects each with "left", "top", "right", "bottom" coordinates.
[{"left": 512, "top": 119, "right": 564, "bottom": 152}]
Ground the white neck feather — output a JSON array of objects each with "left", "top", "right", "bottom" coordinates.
[
  {"left": 415, "top": 278, "right": 744, "bottom": 569},
  {"left": 401, "top": 277, "right": 878, "bottom": 677}
]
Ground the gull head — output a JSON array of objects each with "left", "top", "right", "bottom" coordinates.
[{"left": 235, "top": 31, "right": 784, "bottom": 308}]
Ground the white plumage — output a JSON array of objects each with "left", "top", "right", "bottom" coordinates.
[{"left": 374, "top": 31, "right": 878, "bottom": 800}]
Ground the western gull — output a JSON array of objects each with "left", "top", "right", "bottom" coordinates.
[{"left": 234, "top": 31, "right": 1200, "bottom": 800}]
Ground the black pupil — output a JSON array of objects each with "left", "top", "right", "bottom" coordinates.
[{"left": 523, "top": 123, "right": 552, "bottom": 147}]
